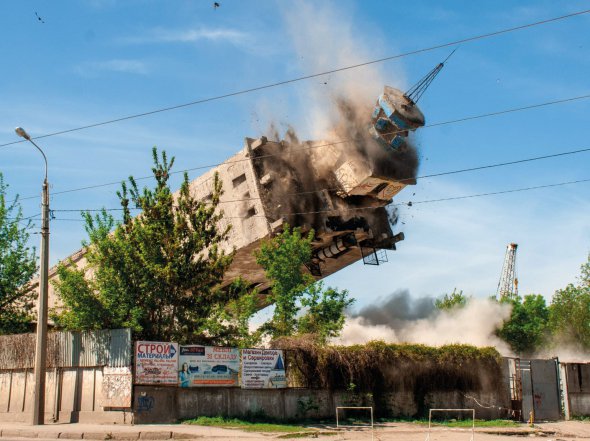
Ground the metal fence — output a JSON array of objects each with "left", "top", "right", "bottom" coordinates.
[{"left": 0, "top": 328, "right": 131, "bottom": 369}]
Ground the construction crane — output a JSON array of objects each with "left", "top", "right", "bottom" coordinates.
[
  {"left": 369, "top": 50, "right": 455, "bottom": 152},
  {"left": 497, "top": 243, "right": 519, "bottom": 301}
]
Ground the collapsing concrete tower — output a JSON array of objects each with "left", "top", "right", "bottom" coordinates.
[
  {"left": 189, "top": 81, "right": 433, "bottom": 293},
  {"left": 44, "top": 62, "right": 448, "bottom": 306}
]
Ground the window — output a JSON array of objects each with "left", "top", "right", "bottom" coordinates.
[{"left": 232, "top": 173, "right": 247, "bottom": 188}]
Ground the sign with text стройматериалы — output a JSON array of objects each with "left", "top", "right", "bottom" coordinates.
[{"left": 135, "top": 341, "right": 178, "bottom": 385}]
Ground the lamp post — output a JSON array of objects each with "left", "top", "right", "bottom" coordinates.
[{"left": 15, "top": 127, "right": 49, "bottom": 426}]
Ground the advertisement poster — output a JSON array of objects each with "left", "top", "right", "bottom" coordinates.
[
  {"left": 101, "top": 366, "right": 132, "bottom": 407},
  {"left": 178, "top": 346, "right": 239, "bottom": 387},
  {"left": 135, "top": 341, "right": 179, "bottom": 385},
  {"left": 241, "top": 349, "right": 286, "bottom": 389}
]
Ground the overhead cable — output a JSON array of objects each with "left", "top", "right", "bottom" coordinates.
[
  {"left": 12, "top": 94, "right": 590, "bottom": 203},
  {"left": 47, "top": 145, "right": 590, "bottom": 210},
  {"left": 48, "top": 177, "right": 590, "bottom": 221},
  {"left": 1, "top": 8, "right": 589, "bottom": 149}
]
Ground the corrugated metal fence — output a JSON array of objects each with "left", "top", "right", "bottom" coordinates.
[{"left": 0, "top": 328, "right": 131, "bottom": 369}]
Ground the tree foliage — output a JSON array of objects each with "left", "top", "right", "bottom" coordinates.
[
  {"left": 52, "top": 148, "right": 233, "bottom": 343},
  {"left": 198, "top": 226, "right": 354, "bottom": 346},
  {"left": 497, "top": 294, "right": 550, "bottom": 355},
  {"left": 549, "top": 255, "right": 590, "bottom": 349},
  {"left": 0, "top": 173, "right": 38, "bottom": 334},
  {"left": 201, "top": 278, "right": 262, "bottom": 348},
  {"left": 255, "top": 226, "right": 354, "bottom": 343},
  {"left": 434, "top": 288, "right": 468, "bottom": 310}
]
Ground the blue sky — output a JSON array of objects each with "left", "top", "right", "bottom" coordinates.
[{"left": 1, "top": 0, "right": 589, "bottom": 308}]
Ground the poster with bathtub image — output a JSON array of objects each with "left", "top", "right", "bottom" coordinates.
[
  {"left": 241, "top": 348, "right": 287, "bottom": 389},
  {"left": 178, "top": 346, "right": 240, "bottom": 387}
]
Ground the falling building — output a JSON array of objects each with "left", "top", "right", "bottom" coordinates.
[{"left": 44, "top": 74, "right": 439, "bottom": 307}]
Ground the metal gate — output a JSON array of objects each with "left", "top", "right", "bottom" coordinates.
[{"left": 518, "top": 358, "right": 561, "bottom": 421}]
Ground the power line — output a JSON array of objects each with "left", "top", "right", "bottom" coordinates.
[
  {"left": 416, "top": 146, "right": 590, "bottom": 180},
  {"left": 407, "top": 178, "right": 590, "bottom": 205},
  {"left": 13, "top": 93, "right": 590, "bottom": 203},
  {"left": 1, "top": 8, "right": 588, "bottom": 149},
  {"left": 47, "top": 145, "right": 590, "bottom": 212},
  {"left": 415, "top": 94, "right": 590, "bottom": 130},
  {"left": 4, "top": 212, "right": 41, "bottom": 227},
  {"left": 48, "top": 177, "right": 590, "bottom": 221}
]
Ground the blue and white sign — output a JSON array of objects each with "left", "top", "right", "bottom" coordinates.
[
  {"left": 178, "top": 346, "right": 239, "bottom": 387},
  {"left": 241, "top": 349, "right": 286, "bottom": 389}
]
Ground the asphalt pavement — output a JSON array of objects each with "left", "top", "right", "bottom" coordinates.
[{"left": 0, "top": 420, "right": 589, "bottom": 440}]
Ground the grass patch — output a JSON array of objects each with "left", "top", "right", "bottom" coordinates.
[
  {"left": 278, "top": 432, "right": 337, "bottom": 439},
  {"left": 571, "top": 415, "right": 590, "bottom": 422},
  {"left": 182, "top": 416, "right": 313, "bottom": 433},
  {"left": 440, "top": 419, "right": 520, "bottom": 427},
  {"left": 375, "top": 418, "right": 520, "bottom": 428}
]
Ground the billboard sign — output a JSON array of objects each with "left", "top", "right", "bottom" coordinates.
[
  {"left": 241, "top": 349, "right": 286, "bottom": 389},
  {"left": 178, "top": 346, "right": 239, "bottom": 387},
  {"left": 135, "top": 341, "right": 179, "bottom": 385}
]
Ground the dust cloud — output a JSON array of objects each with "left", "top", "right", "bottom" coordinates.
[
  {"left": 335, "top": 291, "right": 513, "bottom": 354},
  {"left": 250, "top": 2, "right": 418, "bottom": 229}
]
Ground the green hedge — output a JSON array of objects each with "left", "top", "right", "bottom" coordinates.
[{"left": 274, "top": 337, "right": 503, "bottom": 393}]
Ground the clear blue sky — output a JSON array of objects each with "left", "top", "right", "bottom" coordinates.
[{"left": 1, "top": 0, "right": 589, "bottom": 308}]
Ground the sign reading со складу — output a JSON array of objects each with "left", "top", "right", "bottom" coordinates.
[
  {"left": 241, "top": 348, "right": 286, "bottom": 389},
  {"left": 178, "top": 346, "right": 239, "bottom": 387},
  {"left": 135, "top": 341, "right": 179, "bottom": 385}
]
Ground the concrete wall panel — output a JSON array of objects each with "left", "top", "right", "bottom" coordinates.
[
  {"left": 44, "top": 369, "right": 58, "bottom": 416},
  {"left": 59, "top": 369, "right": 80, "bottom": 412},
  {"left": 176, "top": 387, "right": 228, "bottom": 419},
  {"left": 383, "top": 391, "right": 417, "bottom": 417},
  {"left": 0, "top": 371, "right": 12, "bottom": 412},
  {"left": 284, "top": 389, "right": 332, "bottom": 420},
  {"left": 0, "top": 366, "right": 129, "bottom": 424},
  {"left": 569, "top": 394, "right": 590, "bottom": 416},
  {"left": 8, "top": 371, "right": 26, "bottom": 413},
  {"left": 133, "top": 385, "right": 511, "bottom": 423},
  {"left": 134, "top": 386, "right": 176, "bottom": 424},
  {"left": 80, "top": 368, "right": 97, "bottom": 411},
  {"left": 230, "top": 389, "right": 285, "bottom": 419}
]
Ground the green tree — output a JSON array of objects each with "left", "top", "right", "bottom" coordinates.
[
  {"left": 581, "top": 254, "right": 590, "bottom": 287},
  {"left": 256, "top": 226, "right": 314, "bottom": 337},
  {"left": 549, "top": 255, "right": 590, "bottom": 349},
  {"left": 434, "top": 288, "right": 468, "bottom": 310},
  {"left": 202, "top": 278, "right": 262, "bottom": 348},
  {"left": 498, "top": 294, "right": 550, "bottom": 354},
  {"left": 0, "top": 173, "right": 38, "bottom": 334},
  {"left": 297, "top": 281, "right": 353, "bottom": 341},
  {"left": 255, "top": 226, "right": 354, "bottom": 343},
  {"left": 52, "top": 148, "right": 234, "bottom": 343}
]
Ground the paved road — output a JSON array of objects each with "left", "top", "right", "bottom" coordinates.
[{"left": 1, "top": 421, "right": 589, "bottom": 440}]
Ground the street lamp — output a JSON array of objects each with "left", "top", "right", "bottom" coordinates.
[{"left": 15, "top": 127, "right": 49, "bottom": 426}]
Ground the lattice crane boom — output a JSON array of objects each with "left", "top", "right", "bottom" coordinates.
[{"left": 497, "top": 243, "right": 519, "bottom": 301}]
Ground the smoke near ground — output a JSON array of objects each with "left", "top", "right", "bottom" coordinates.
[
  {"left": 352, "top": 289, "right": 436, "bottom": 328},
  {"left": 335, "top": 290, "right": 513, "bottom": 354}
]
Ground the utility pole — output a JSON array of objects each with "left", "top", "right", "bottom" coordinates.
[{"left": 15, "top": 127, "right": 49, "bottom": 425}]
